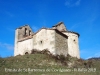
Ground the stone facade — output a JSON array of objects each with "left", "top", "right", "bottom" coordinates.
[
  {"left": 33, "top": 29, "right": 56, "bottom": 55},
  {"left": 14, "top": 22, "right": 80, "bottom": 58},
  {"left": 63, "top": 31, "right": 80, "bottom": 58},
  {"left": 55, "top": 30, "right": 68, "bottom": 56}
]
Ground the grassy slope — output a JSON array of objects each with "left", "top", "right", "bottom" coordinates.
[{"left": 0, "top": 53, "right": 100, "bottom": 75}]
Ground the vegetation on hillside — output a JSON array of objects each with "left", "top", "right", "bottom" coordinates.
[{"left": 0, "top": 50, "right": 100, "bottom": 75}]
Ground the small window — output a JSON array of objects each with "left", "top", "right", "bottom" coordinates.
[
  {"left": 73, "top": 39, "right": 75, "bottom": 42},
  {"left": 39, "top": 40, "right": 43, "bottom": 45},
  {"left": 73, "top": 39, "right": 76, "bottom": 43},
  {"left": 40, "top": 41, "right": 42, "bottom": 44},
  {"left": 25, "top": 28, "right": 27, "bottom": 35}
]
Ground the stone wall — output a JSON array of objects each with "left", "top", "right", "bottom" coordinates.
[
  {"left": 14, "top": 25, "right": 33, "bottom": 56},
  {"left": 63, "top": 32, "right": 80, "bottom": 58},
  {"left": 33, "top": 29, "right": 56, "bottom": 55},
  {"left": 52, "top": 22, "right": 67, "bottom": 32},
  {"left": 14, "top": 24, "right": 80, "bottom": 58},
  {"left": 15, "top": 38, "right": 33, "bottom": 56},
  {"left": 55, "top": 30, "right": 68, "bottom": 56},
  {"left": 17, "top": 25, "right": 33, "bottom": 41}
]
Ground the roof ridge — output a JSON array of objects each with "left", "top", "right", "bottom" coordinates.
[
  {"left": 52, "top": 21, "right": 63, "bottom": 27},
  {"left": 16, "top": 24, "right": 29, "bottom": 29},
  {"left": 62, "top": 31, "right": 80, "bottom": 37}
]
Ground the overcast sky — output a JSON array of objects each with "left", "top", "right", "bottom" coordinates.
[{"left": 0, "top": 0, "right": 100, "bottom": 59}]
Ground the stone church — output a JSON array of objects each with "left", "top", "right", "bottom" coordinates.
[{"left": 14, "top": 22, "right": 80, "bottom": 58}]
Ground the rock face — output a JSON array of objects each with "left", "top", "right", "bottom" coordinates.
[{"left": 14, "top": 22, "right": 80, "bottom": 58}]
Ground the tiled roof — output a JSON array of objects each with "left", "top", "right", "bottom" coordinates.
[
  {"left": 33, "top": 28, "right": 68, "bottom": 38},
  {"left": 52, "top": 22, "right": 63, "bottom": 27},
  {"left": 16, "top": 25, "right": 29, "bottom": 29},
  {"left": 18, "top": 35, "right": 33, "bottom": 42},
  {"left": 62, "top": 31, "right": 80, "bottom": 37}
]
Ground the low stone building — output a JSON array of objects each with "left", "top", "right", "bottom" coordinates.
[{"left": 14, "top": 22, "right": 80, "bottom": 58}]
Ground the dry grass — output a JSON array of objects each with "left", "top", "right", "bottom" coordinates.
[{"left": 0, "top": 51, "right": 100, "bottom": 75}]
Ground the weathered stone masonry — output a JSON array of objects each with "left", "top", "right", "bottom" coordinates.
[
  {"left": 55, "top": 30, "right": 68, "bottom": 56},
  {"left": 14, "top": 22, "right": 80, "bottom": 58}
]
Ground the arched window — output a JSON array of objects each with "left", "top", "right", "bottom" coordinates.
[
  {"left": 25, "top": 52, "right": 28, "bottom": 54},
  {"left": 25, "top": 28, "right": 27, "bottom": 35}
]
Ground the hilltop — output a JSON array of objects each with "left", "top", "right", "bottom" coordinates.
[{"left": 0, "top": 51, "right": 100, "bottom": 75}]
